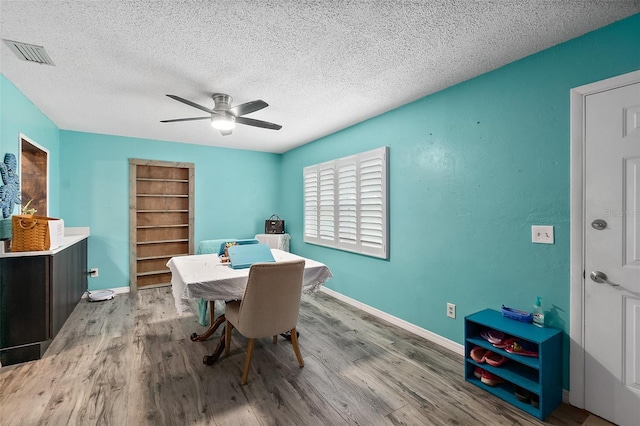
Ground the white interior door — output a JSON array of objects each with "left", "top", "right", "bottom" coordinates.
[{"left": 584, "top": 81, "right": 640, "bottom": 426}]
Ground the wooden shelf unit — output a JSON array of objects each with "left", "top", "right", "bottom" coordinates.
[
  {"left": 130, "top": 159, "right": 194, "bottom": 290},
  {"left": 464, "top": 309, "right": 562, "bottom": 420}
]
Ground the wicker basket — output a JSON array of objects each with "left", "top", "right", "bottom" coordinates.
[{"left": 11, "top": 214, "right": 58, "bottom": 251}]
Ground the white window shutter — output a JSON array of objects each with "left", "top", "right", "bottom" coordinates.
[
  {"left": 303, "top": 147, "right": 388, "bottom": 259},
  {"left": 318, "top": 163, "right": 335, "bottom": 242},
  {"left": 359, "top": 149, "right": 387, "bottom": 257},
  {"left": 338, "top": 157, "right": 358, "bottom": 251},
  {"left": 303, "top": 166, "right": 318, "bottom": 240}
]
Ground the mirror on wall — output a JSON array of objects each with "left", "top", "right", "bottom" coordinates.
[{"left": 20, "top": 136, "right": 48, "bottom": 216}]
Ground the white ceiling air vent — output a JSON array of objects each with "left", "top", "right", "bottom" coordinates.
[{"left": 3, "top": 39, "right": 55, "bottom": 65}]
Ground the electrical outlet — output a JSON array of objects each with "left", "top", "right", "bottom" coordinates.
[
  {"left": 447, "top": 303, "right": 456, "bottom": 319},
  {"left": 90, "top": 268, "right": 99, "bottom": 278},
  {"left": 532, "top": 225, "right": 554, "bottom": 244}
]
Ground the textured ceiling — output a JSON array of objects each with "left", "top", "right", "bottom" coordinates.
[{"left": 1, "top": 1, "right": 638, "bottom": 153}]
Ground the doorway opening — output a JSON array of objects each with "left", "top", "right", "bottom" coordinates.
[{"left": 20, "top": 135, "right": 49, "bottom": 216}]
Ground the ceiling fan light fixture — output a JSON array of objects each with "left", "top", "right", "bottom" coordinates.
[
  {"left": 162, "top": 93, "right": 280, "bottom": 132},
  {"left": 211, "top": 114, "right": 235, "bottom": 131}
]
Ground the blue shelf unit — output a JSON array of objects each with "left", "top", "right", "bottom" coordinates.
[{"left": 464, "top": 309, "right": 562, "bottom": 420}]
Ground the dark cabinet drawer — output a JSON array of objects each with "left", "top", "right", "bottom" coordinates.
[{"left": 0, "top": 255, "right": 49, "bottom": 348}]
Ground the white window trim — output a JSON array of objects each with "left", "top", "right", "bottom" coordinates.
[{"left": 304, "top": 146, "right": 388, "bottom": 259}]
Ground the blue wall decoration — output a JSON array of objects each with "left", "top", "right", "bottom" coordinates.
[{"left": 0, "top": 153, "right": 21, "bottom": 219}]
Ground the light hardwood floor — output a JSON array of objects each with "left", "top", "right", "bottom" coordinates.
[{"left": 0, "top": 288, "right": 612, "bottom": 426}]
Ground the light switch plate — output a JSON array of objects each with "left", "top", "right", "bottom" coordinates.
[{"left": 532, "top": 226, "right": 554, "bottom": 244}]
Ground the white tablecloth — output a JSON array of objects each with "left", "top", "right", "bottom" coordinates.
[
  {"left": 168, "top": 249, "right": 332, "bottom": 314},
  {"left": 255, "top": 233, "right": 290, "bottom": 252}
]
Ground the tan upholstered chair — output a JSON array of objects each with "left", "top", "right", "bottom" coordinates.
[{"left": 224, "top": 259, "right": 306, "bottom": 385}]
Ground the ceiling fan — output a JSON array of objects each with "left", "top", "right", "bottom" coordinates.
[{"left": 161, "top": 93, "right": 282, "bottom": 136}]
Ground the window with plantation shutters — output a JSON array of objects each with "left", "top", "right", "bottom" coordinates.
[
  {"left": 304, "top": 147, "right": 388, "bottom": 259},
  {"left": 319, "top": 164, "right": 335, "bottom": 241},
  {"left": 338, "top": 159, "right": 357, "bottom": 250},
  {"left": 303, "top": 168, "right": 318, "bottom": 239}
]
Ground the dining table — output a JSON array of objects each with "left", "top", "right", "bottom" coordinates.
[{"left": 167, "top": 249, "right": 332, "bottom": 364}]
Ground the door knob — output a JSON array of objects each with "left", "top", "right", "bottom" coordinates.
[{"left": 589, "top": 271, "right": 619, "bottom": 286}]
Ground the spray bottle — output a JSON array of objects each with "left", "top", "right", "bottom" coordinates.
[{"left": 532, "top": 296, "right": 544, "bottom": 327}]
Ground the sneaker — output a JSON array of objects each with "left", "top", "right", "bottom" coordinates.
[
  {"left": 473, "top": 367, "right": 484, "bottom": 379},
  {"left": 504, "top": 338, "right": 539, "bottom": 357},
  {"left": 480, "top": 370, "right": 505, "bottom": 387},
  {"left": 531, "top": 393, "right": 540, "bottom": 408},
  {"left": 514, "top": 385, "right": 530, "bottom": 403}
]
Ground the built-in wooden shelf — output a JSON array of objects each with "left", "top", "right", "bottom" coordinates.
[
  {"left": 130, "top": 159, "right": 194, "bottom": 290},
  {"left": 136, "top": 269, "right": 171, "bottom": 277},
  {"left": 136, "top": 178, "right": 189, "bottom": 183},
  {"left": 137, "top": 194, "right": 189, "bottom": 197},
  {"left": 137, "top": 210, "right": 189, "bottom": 213},
  {"left": 136, "top": 224, "right": 189, "bottom": 229},
  {"left": 136, "top": 239, "right": 189, "bottom": 245},
  {"left": 137, "top": 254, "right": 188, "bottom": 262}
]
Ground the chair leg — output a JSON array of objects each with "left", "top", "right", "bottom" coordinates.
[
  {"left": 273, "top": 335, "right": 277, "bottom": 344},
  {"left": 290, "top": 327, "right": 304, "bottom": 367},
  {"left": 224, "top": 321, "right": 233, "bottom": 356},
  {"left": 241, "top": 339, "right": 255, "bottom": 385}
]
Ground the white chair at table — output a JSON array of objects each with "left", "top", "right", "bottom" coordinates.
[{"left": 224, "top": 259, "right": 305, "bottom": 385}]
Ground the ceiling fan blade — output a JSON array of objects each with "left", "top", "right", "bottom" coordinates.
[
  {"left": 228, "top": 100, "right": 268, "bottom": 117},
  {"left": 160, "top": 117, "right": 210, "bottom": 123},
  {"left": 235, "top": 116, "right": 282, "bottom": 130},
  {"left": 166, "top": 94, "right": 214, "bottom": 114}
]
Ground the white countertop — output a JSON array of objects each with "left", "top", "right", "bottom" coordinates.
[{"left": 0, "top": 227, "right": 90, "bottom": 258}]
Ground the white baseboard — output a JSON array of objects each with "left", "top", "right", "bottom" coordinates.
[
  {"left": 319, "top": 287, "right": 573, "bottom": 399},
  {"left": 319, "top": 287, "right": 464, "bottom": 355}
]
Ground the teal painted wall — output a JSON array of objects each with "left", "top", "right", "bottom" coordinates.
[
  {"left": 280, "top": 14, "right": 640, "bottom": 389},
  {"left": 59, "top": 131, "right": 281, "bottom": 291},
  {"left": 1, "top": 14, "right": 639, "bottom": 391},
  {"left": 0, "top": 75, "right": 60, "bottom": 215},
  {"left": 1, "top": 74, "right": 281, "bottom": 293}
]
